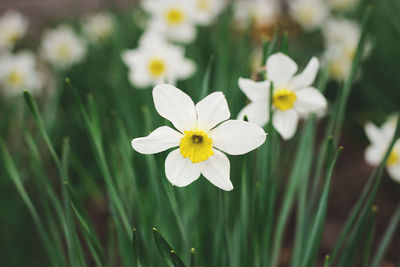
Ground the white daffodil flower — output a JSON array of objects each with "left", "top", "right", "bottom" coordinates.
[
  {"left": 289, "top": 0, "right": 329, "bottom": 32},
  {"left": 142, "top": 0, "right": 197, "bottom": 43},
  {"left": 40, "top": 25, "right": 86, "bottom": 69},
  {"left": 323, "top": 18, "right": 360, "bottom": 50},
  {"left": 328, "top": 0, "right": 360, "bottom": 12},
  {"left": 122, "top": 32, "right": 195, "bottom": 88},
  {"left": 0, "top": 51, "right": 42, "bottom": 96},
  {"left": 322, "top": 18, "right": 371, "bottom": 81},
  {"left": 191, "top": 0, "right": 227, "bottom": 25},
  {"left": 322, "top": 46, "right": 353, "bottom": 82},
  {"left": 0, "top": 10, "right": 28, "bottom": 51},
  {"left": 238, "top": 52, "right": 327, "bottom": 140},
  {"left": 364, "top": 116, "right": 400, "bottom": 182},
  {"left": 81, "top": 12, "right": 114, "bottom": 44},
  {"left": 131, "top": 84, "right": 266, "bottom": 191},
  {"left": 233, "top": 0, "right": 280, "bottom": 28}
]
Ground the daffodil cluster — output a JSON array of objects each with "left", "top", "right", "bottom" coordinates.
[
  {"left": 122, "top": 0, "right": 228, "bottom": 89},
  {"left": 0, "top": 9, "right": 120, "bottom": 97}
]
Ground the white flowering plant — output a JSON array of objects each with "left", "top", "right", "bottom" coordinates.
[{"left": 0, "top": 1, "right": 400, "bottom": 267}]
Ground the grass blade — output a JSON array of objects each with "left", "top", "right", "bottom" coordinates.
[
  {"left": 65, "top": 182, "right": 106, "bottom": 266},
  {"left": 0, "top": 138, "right": 64, "bottom": 266},
  {"left": 301, "top": 147, "right": 343, "bottom": 267},
  {"left": 370, "top": 204, "right": 400, "bottom": 267},
  {"left": 153, "top": 228, "right": 186, "bottom": 267}
]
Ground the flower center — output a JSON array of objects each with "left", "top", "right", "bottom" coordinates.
[
  {"left": 387, "top": 149, "right": 399, "bottom": 167},
  {"left": 6, "top": 31, "right": 20, "bottom": 45},
  {"left": 180, "top": 130, "right": 214, "bottom": 163},
  {"left": 7, "top": 70, "right": 25, "bottom": 88},
  {"left": 330, "top": 60, "right": 345, "bottom": 80},
  {"left": 148, "top": 58, "right": 166, "bottom": 77},
  {"left": 165, "top": 8, "right": 185, "bottom": 25},
  {"left": 56, "top": 44, "right": 71, "bottom": 60},
  {"left": 273, "top": 89, "right": 297, "bottom": 111},
  {"left": 197, "top": 0, "right": 210, "bottom": 10}
]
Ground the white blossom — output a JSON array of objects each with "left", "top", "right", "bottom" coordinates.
[
  {"left": 40, "top": 25, "right": 86, "bottom": 69},
  {"left": 238, "top": 53, "right": 327, "bottom": 140},
  {"left": 122, "top": 32, "right": 195, "bottom": 88},
  {"left": 365, "top": 116, "right": 400, "bottom": 182},
  {"left": 0, "top": 10, "right": 28, "bottom": 51},
  {"left": 131, "top": 84, "right": 266, "bottom": 190},
  {"left": 0, "top": 51, "right": 43, "bottom": 96}
]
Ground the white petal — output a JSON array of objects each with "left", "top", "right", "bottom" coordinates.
[
  {"left": 364, "top": 145, "right": 383, "bottom": 166},
  {"left": 176, "top": 58, "right": 196, "bottom": 79},
  {"left": 168, "top": 23, "right": 196, "bottom": 44},
  {"left": 153, "top": 84, "right": 197, "bottom": 132},
  {"left": 238, "top": 78, "right": 270, "bottom": 102},
  {"left": 165, "top": 149, "right": 201, "bottom": 187},
  {"left": 387, "top": 163, "right": 400, "bottom": 183},
  {"left": 209, "top": 120, "right": 266, "bottom": 155},
  {"left": 364, "top": 122, "right": 383, "bottom": 145},
  {"left": 266, "top": 52, "right": 298, "bottom": 88},
  {"left": 200, "top": 149, "right": 233, "bottom": 191},
  {"left": 237, "top": 101, "right": 270, "bottom": 127},
  {"left": 294, "top": 87, "right": 327, "bottom": 114},
  {"left": 272, "top": 110, "right": 299, "bottom": 140},
  {"left": 196, "top": 92, "right": 230, "bottom": 131},
  {"left": 131, "top": 126, "right": 182, "bottom": 154},
  {"left": 290, "top": 57, "right": 319, "bottom": 89}
]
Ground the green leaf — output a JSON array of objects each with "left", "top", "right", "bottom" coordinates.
[
  {"left": 199, "top": 55, "right": 214, "bottom": 100},
  {"left": 153, "top": 228, "right": 186, "bottom": 267},
  {"left": 0, "top": 138, "right": 64, "bottom": 266},
  {"left": 65, "top": 182, "right": 106, "bottom": 267},
  {"left": 301, "top": 147, "right": 343, "bottom": 267},
  {"left": 280, "top": 31, "right": 289, "bottom": 55},
  {"left": 370, "top": 204, "right": 400, "bottom": 267},
  {"left": 66, "top": 78, "right": 132, "bottom": 238},
  {"left": 190, "top": 248, "right": 195, "bottom": 267}
]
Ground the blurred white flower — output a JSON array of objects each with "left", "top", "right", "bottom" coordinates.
[
  {"left": 328, "top": 0, "right": 360, "bottom": 12},
  {"left": 40, "top": 25, "right": 86, "bottom": 69},
  {"left": 0, "top": 51, "right": 42, "bottom": 96},
  {"left": 322, "top": 18, "right": 371, "bottom": 81},
  {"left": 364, "top": 116, "right": 400, "bottom": 182},
  {"left": 81, "top": 12, "right": 114, "bottom": 44},
  {"left": 323, "top": 18, "right": 360, "bottom": 50},
  {"left": 191, "top": 0, "right": 227, "bottom": 25},
  {"left": 122, "top": 32, "right": 195, "bottom": 88},
  {"left": 233, "top": 0, "right": 280, "bottom": 28},
  {"left": 0, "top": 10, "right": 28, "bottom": 51},
  {"left": 238, "top": 53, "right": 327, "bottom": 140},
  {"left": 131, "top": 84, "right": 266, "bottom": 190},
  {"left": 289, "top": 0, "right": 329, "bottom": 32},
  {"left": 142, "top": 0, "right": 197, "bottom": 43},
  {"left": 322, "top": 46, "right": 353, "bottom": 81}
]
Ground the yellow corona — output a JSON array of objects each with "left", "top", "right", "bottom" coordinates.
[
  {"left": 273, "top": 89, "right": 297, "bottom": 111},
  {"left": 180, "top": 130, "right": 214, "bottom": 163}
]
